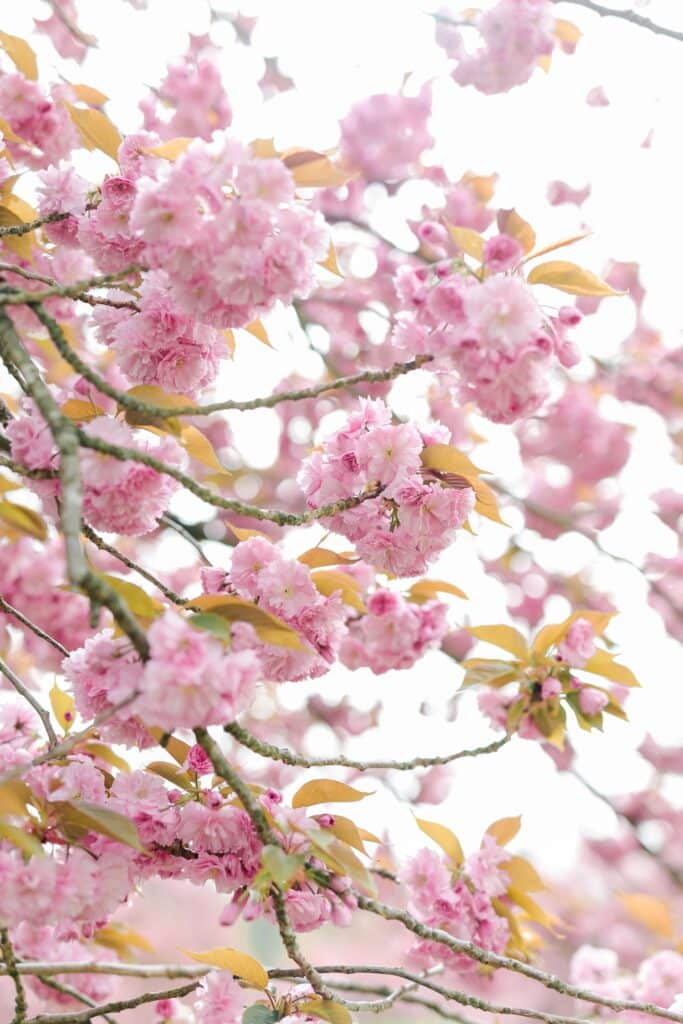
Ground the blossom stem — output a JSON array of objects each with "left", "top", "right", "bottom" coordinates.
[{"left": 0, "top": 658, "right": 58, "bottom": 746}]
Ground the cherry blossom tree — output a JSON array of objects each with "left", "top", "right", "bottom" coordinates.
[{"left": 1, "top": 2, "right": 682, "bottom": 1024}]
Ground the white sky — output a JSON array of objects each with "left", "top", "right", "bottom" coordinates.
[{"left": 3, "top": 0, "right": 683, "bottom": 878}]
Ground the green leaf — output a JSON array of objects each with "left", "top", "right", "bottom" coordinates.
[
  {"left": 0, "top": 501, "right": 48, "bottom": 540},
  {"left": 99, "top": 575, "right": 162, "bottom": 622},
  {"left": 57, "top": 800, "right": 147, "bottom": 852},
  {"left": 145, "top": 761, "right": 195, "bottom": 792},
  {"left": 188, "top": 595, "right": 307, "bottom": 651},
  {"left": 242, "top": 1006, "right": 278, "bottom": 1024},
  {"left": 460, "top": 658, "right": 518, "bottom": 688},
  {"left": 189, "top": 612, "right": 233, "bottom": 644},
  {"left": 0, "top": 819, "right": 43, "bottom": 857},
  {"left": 260, "top": 844, "right": 303, "bottom": 886}
]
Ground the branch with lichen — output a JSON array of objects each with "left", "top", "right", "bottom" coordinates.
[
  {"left": 23, "top": 981, "right": 198, "bottom": 1024},
  {"left": 0, "top": 309, "right": 150, "bottom": 659},
  {"left": 224, "top": 720, "right": 509, "bottom": 771},
  {"left": 1, "top": 927, "right": 28, "bottom": 1024}
]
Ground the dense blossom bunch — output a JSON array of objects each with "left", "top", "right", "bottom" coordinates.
[
  {"left": 299, "top": 399, "right": 475, "bottom": 575},
  {"left": 0, "top": 75, "right": 79, "bottom": 168},
  {"left": 392, "top": 261, "right": 580, "bottom": 423},
  {"left": 401, "top": 837, "right": 513, "bottom": 972},
  {"left": 202, "top": 537, "right": 348, "bottom": 681},
  {"left": 93, "top": 270, "right": 227, "bottom": 396},
  {"left": 7, "top": 407, "right": 185, "bottom": 534},
  {"left": 340, "top": 581, "right": 449, "bottom": 674},
  {"left": 339, "top": 86, "right": 433, "bottom": 181},
  {"left": 140, "top": 43, "right": 233, "bottom": 141},
  {"left": 130, "top": 136, "right": 329, "bottom": 328},
  {"left": 439, "top": 0, "right": 556, "bottom": 95}
]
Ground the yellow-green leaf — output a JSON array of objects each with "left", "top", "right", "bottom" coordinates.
[
  {"left": 95, "top": 923, "right": 154, "bottom": 955},
  {"left": 507, "top": 886, "right": 558, "bottom": 931},
  {"left": 420, "top": 444, "right": 506, "bottom": 525},
  {"left": 582, "top": 648, "right": 639, "bottom": 688},
  {"left": 180, "top": 425, "right": 230, "bottom": 478},
  {"left": 298, "top": 1001, "right": 352, "bottom": 1024},
  {"left": 58, "top": 800, "right": 146, "bottom": 852},
  {"left": 486, "top": 815, "right": 521, "bottom": 846},
  {"left": 0, "top": 780, "right": 32, "bottom": 819},
  {"left": 147, "top": 728, "right": 191, "bottom": 765},
  {"left": 461, "top": 658, "right": 518, "bottom": 689},
  {"left": 319, "top": 243, "right": 343, "bottom": 277},
  {"left": 188, "top": 595, "right": 308, "bottom": 651},
  {"left": 311, "top": 569, "right": 366, "bottom": 612},
  {"left": 447, "top": 224, "right": 484, "bottom": 262},
  {"left": 145, "top": 761, "right": 195, "bottom": 792},
  {"left": 126, "top": 385, "right": 196, "bottom": 411},
  {"left": 141, "top": 137, "right": 193, "bottom": 161},
  {"left": 408, "top": 579, "right": 467, "bottom": 603},
  {"left": 524, "top": 232, "right": 591, "bottom": 264},
  {"left": 49, "top": 684, "right": 75, "bottom": 733},
  {"left": 308, "top": 830, "right": 377, "bottom": 895},
  {"left": 0, "top": 819, "right": 43, "bottom": 856},
  {"left": 227, "top": 524, "right": 272, "bottom": 543},
  {"left": 61, "top": 398, "right": 105, "bottom": 422},
  {"left": 527, "top": 260, "right": 621, "bottom": 297},
  {"left": 182, "top": 948, "right": 269, "bottom": 989},
  {"left": 554, "top": 18, "right": 582, "bottom": 47},
  {"left": 532, "top": 610, "right": 615, "bottom": 656},
  {"left": 291, "top": 779, "right": 373, "bottom": 809},
  {"left": 99, "top": 574, "right": 162, "bottom": 621},
  {"left": 312, "top": 813, "right": 368, "bottom": 854},
  {"left": 298, "top": 547, "right": 358, "bottom": 569},
  {"left": 618, "top": 893, "right": 673, "bottom": 939},
  {"left": 467, "top": 625, "right": 528, "bottom": 661},
  {"left": 0, "top": 31, "right": 38, "bottom": 80},
  {"left": 283, "top": 150, "right": 352, "bottom": 188},
  {"left": 497, "top": 209, "right": 536, "bottom": 253},
  {"left": 81, "top": 742, "right": 130, "bottom": 774},
  {"left": 503, "top": 855, "right": 544, "bottom": 892},
  {"left": 416, "top": 816, "right": 464, "bottom": 867},
  {"left": 243, "top": 319, "right": 272, "bottom": 348},
  {"left": 70, "top": 84, "right": 109, "bottom": 107},
  {"left": 0, "top": 501, "right": 47, "bottom": 540},
  {"left": 421, "top": 443, "right": 484, "bottom": 478},
  {"left": 66, "top": 103, "right": 121, "bottom": 162}
]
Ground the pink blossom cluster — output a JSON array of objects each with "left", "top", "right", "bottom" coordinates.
[
  {"left": 518, "top": 387, "right": 631, "bottom": 486},
  {"left": 7, "top": 407, "right": 185, "bottom": 535},
  {"left": 65, "top": 610, "right": 261, "bottom": 737},
  {"left": 202, "top": 536, "right": 348, "bottom": 681},
  {"left": 400, "top": 836, "right": 512, "bottom": 973},
  {"left": 33, "top": 0, "right": 88, "bottom": 62},
  {"left": 299, "top": 399, "right": 475, "bottom": 575},
  {"left": 0, "top": 701, "right": 41, "bottom": 773},
  {"left": 444, "top": 0, "right": 556, "bottom": 95},
  {"left": 0, "top": 537, "right": 95, "bottom": 670},
  {"left": 0, "top": 75, "right": 79, "bottom": 169},
  {"left": 140, "top": 44, "right": 232, "bottom": 141},
  {"left": 130, "top": 136, "right": 329, "bottom": 328},
  {"left": 93, "top": 270, "right": 227, "bottom": 396},
  {"left": 0, "top": 844, "right": 131, "bottom": 929},
  {"left": 339, "top": 87, "right": 433, "bottom": 181},
  {"left": 392, "top": 264, "right": 580, "bottom": 423},
  {"left": 340, "top": 585, "right": 449, "bottom": 674},
  {"left": 476, "top": 619, "right": 624, "bottom": 741},
  {"left": 571, "top": 947, "right": 683, "bottom": 1012}
]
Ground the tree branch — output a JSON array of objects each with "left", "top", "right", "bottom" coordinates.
[
  {"left": 0, "top": 310, "right": 150, "bottom": 659},
  {"left": 24, "top": 981, "right": 198, "bottom": 1024},
  {"left": 1, "top": 927, "right": 28, "bottom": 1024},
  {"left": 0, "top": 658, "right": 57, "bottom": 746},
  {"left": 551, "top": 0, "right": 683, "bottom": 43},
  {"left": 225, "top": 720, "right": 509, "bottom": 771},
  {"left": 0, "top": 595, "right": 69, "bottom": 657}
]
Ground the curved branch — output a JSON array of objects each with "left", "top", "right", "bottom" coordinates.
[
  {"left": 0, "top": 595, "right": 69, "bottom": 657},
  {"left": 0, "top": 658, "right": 57, "bottom": 746},
  {"left": 225, "top": 720, "right": 509, "bottom": 771},
  {"left": 24, "top": 981, "right": 198, "bottom": 1024},
  {"left": 32, "top": 302, "right": 431, "bottom": 416},
  {"left": 551, "top": 0, "right": 683, "bottom": 43}
]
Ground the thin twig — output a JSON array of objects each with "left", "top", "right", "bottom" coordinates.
[
  {"left": 225, "top": 720, "right": 509, "bottom": 771},
  {"left": 24, "top": 981, "right": 198, "bottom": 1024},
  {"left": 551, "top": 0, "right": 683, "bottom": 43},
  {"left": 0, "top": 657, "right": 57, "bottom": 745},
  {"left": 1, "top": 927, "right": 28, "bottom": 1024},
  {"left": 81, "top": 523, "right": 186, "bottom": 606},
  {"left": 0, "top": 595, "right": 69, "bottom": 657},
  {"left": 38, "top": 978, "right": 116, "bottom": 1024}
]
